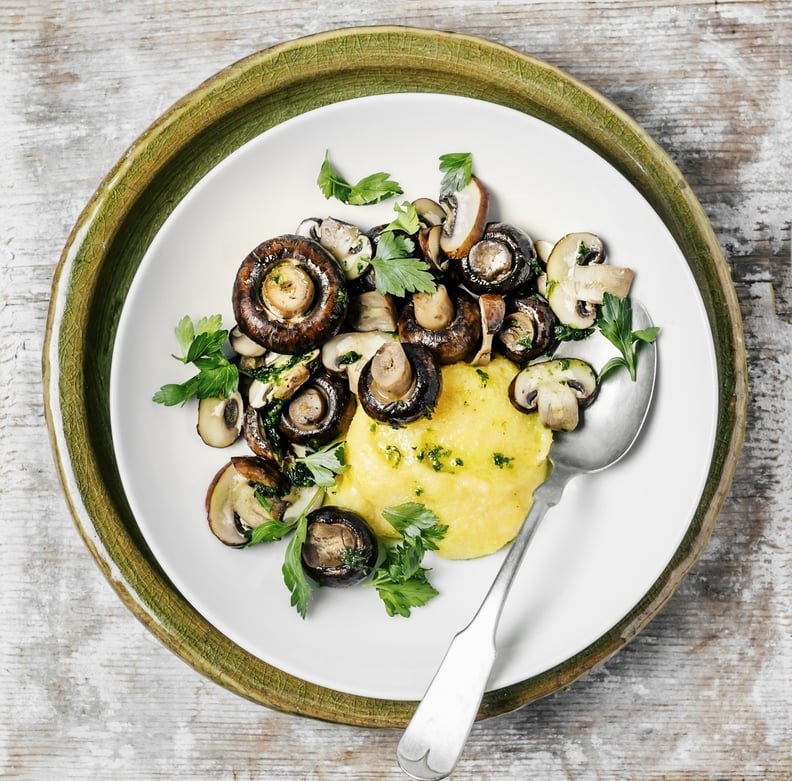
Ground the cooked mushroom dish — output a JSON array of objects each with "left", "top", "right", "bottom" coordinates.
[{"left": 153, "top": 151, "right": 658, "bottom": 618}]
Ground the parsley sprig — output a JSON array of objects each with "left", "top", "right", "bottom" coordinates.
[
  {"left": 152, "top": 315, "right": 238, "bottom": 405},
  {"left": 369, "top": 503, "right": 448, "bottom": 618},
  {"left": 597, "top": 293, "right": 660, "bottom": 382},
  {"left": 439, "top": 152, "right": 473, "bottom": 197},
  {"left": 317, "top": 151, "right": 403, "bottom": 205}
]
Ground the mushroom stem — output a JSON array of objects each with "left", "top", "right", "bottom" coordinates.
[
  {"left": 262, "top": 261, "right": 316, "bottom": 320},
  {"left": 370, "top": 341, "right": 415, "bottom": 402},
  {"left": 413, "top": 284, "right": 454, "bottom": 331}
]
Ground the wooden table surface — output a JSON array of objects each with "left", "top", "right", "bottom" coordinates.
[{"left": 3, "top": 2, "right": 790, "bottom": 779}]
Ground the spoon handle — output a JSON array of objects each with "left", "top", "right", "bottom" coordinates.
[{"left": 397, "top": 469, "right": 571, "bottom": 781}]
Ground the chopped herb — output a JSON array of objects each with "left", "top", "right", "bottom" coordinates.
[
  {"left": 492, "top": 452, "right": 514, "bottom": 469},
  {"left": 337, "top": 350, "right": 363, "bottom": 367},
  {"left": 597, "top": 293, "right": 660, "bottom": 382},
  {"left": 439, "top": 152, "right": 473, "bottom": 198},
  {"left": 152, "top": 315, "right": 238, "bottom": 406},
  {"left": 555, "top": 323, "right": 595, "bottom": 342},
  {"left": 475, "top": 368, "right": 489, "bottom": 387},
  {"left": 384, "top": 445, "right": 403, "bottom": 467},
  {"left": 317, "top": 150, "right": 403, "bottom": 205}
]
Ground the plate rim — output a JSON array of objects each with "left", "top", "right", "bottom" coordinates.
[{"left": 43, "top": 24, "right": 747, "bottom": 727}]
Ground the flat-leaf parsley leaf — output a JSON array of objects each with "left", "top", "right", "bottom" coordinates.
[
  {"left": 439, "top": 152, "right": 473, "bottom": 198},
  {"left": 369, "top": 232, "right": 436, "bottom": 297}
]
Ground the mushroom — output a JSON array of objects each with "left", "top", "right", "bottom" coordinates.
[
  {"left": 196, "top": 391, "right": 244, "bottom": 448},
  {"left": 301, "top": 506, "right": 378, "bottom": 587},
  {"left": 205, "top": 456, "right": 289, "bottom": 546},
  {"left": 357, "top": 341, "right": 441, "bottom": 425},
  {"left": 277, "top": 371, "right": 355, "bottom": 447},
  {"left": 417, "top": 223, "right": 446, "bottom": 273},
  {"left": 470, "top": 293, "right": 507, "bottom": 366},
  {"left": 320, "top": 330, "right": 397, "bottom": 394},
  {"left": 245, "top": 349, "right": 319, "bottom": 409},
  {"left": 347, "top": 290, "right": 399, "bottom": 332},
  {"left": 412, "top": 197, "right": 446, "bottom": 227},
  {"left": 439, "top": 176, "right": 490, "bottom": 259},
  {"left": 495, "top": 294, "right": 557, "bottom": 364},
  {"left": 509, "top": 358, "right": 598, "bottom": 431},
  {"left": 230, "top": 325, "right": 267, "bottom": 358},
  {"left": 232, "top": 234, "right": 348, "bottom": 354},
  {"left": 398, "top": 284, "right": 482, "bottom": 364},
  {"left": 316, "top": 217, "right": 373, "bottom": 281},
  {"left": 543, "top": 232, "right": 634, "bottom": 329},
  {"left": 243, "top": 404, "right": 282, "bottom": 462},
  {"left": 458, "top": 222, "right": 538, "bottom": 294}
]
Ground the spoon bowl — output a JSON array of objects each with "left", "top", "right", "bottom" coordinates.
[{"left": 397, "top": 302, "right": 657, "bottom": 781}]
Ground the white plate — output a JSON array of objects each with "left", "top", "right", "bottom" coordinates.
[{"left": 110, "top": 92, "right": 717, "bottom": 701}]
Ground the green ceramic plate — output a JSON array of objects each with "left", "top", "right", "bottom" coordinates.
[{"left": 44, "top": 26, "right": 746, "bottom": 727}]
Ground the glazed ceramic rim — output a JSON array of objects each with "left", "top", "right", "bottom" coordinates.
[{"left": 43, "top": 25, "right": 747, "bottom": 727}]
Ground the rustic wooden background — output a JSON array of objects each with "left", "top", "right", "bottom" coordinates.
[{"left": 3, "top": 1, "right": 789, "bottom": 779}]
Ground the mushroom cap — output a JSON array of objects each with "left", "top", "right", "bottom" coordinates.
[
  {"left": 232, "top": 234, "right": 349, "bottom": 354},
  {"left": 458, "top": 222, "right": 538, "bottom": 294},
  {"left": 398, "top": 285, "right": 482, "bottom": 365},
  {"left": 301, "top": 506, "right": 378, "bottom": 587},
  {"left": 495, "top": 294, "right": 557, "bottom": 364},
  {"left": 357, "top": 341, "right": 442, "bottom": 425},
  {"left": 277, "top": 371, "right": 355, "bottom": 447}
]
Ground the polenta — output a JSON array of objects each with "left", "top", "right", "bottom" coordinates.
[{"left": 327, "top": 356, "right": 553, "bottom": 559}]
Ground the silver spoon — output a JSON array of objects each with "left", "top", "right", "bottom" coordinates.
[{"left": 397, "top": 302, "right": 657, "bottom": 781}]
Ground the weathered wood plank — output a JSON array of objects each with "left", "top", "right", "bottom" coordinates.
[{"left": 2, "top": 1, "right": 789, "bottom": 778}]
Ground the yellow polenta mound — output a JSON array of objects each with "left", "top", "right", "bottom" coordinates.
[{"left": 327, "top": 356, "right": 553, "bottom": 559}]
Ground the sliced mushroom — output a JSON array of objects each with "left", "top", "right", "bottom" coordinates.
[
  {"left": 316, "top": 217, "right": 373, "bottom": 281},
  {"left": 495, "top": 294, "right": 557, "bottom": 364},
  {"left": 470, "top": 293, "right": 507, "bottom": 366},
  {"left": 205, "top": 456, "right": 289, "bottom": 547},
  {"left": 232, "top": 234, "right": 348, "bottom": 354},
  {"left": 417, "top": 223, "right": 446, "bottom": 273},
  {"left": 439, "top": 176, "right": 490, "bottom": 259},
  {"left": 278, "top": 372, "right": 355, "bottom": 447},
  {"left": 347, "top": 290, "right": 399, "bottom": 332},
  {"left": 509, "top": 358, "right": 598, "bottom": 431},
  {"left": 321, "top": 330, "right": 396, "bottom": 394},
  {"left": 357, "top": 341, "right": 441, "bottom": 425},
  {"left": 245, "top": 349, "right": 320, "bottom": 409},
  {"left": 412, "top": 197, "right": 446, "bottom": 227},
  {"left": 544, "top": 232, "right": 634, "bottom": 329},
  {"left": 458, "top": 223, "right": 538, "bottom": 294},
  {"left": 230, "top": 325, "right": 267, "bottom": 358},
  {"left": 301, "top": 506, "right": 378, "bottom": 587},
  {"left": 197, "top": 391, "right": 244, "bottom": 448},
  {"left": 243, "top": 404, "right": 282, "bottom": 462},
  {"left": 398, "top": 285, "right": 482, "bottom": 364}
]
